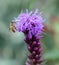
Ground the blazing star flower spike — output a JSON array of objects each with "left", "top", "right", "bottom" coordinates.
[{"left": 12, "top": 9, "right": 44, "bottom": 65}]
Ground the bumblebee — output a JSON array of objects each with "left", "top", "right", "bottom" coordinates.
[{"left": 10, "top": 22, "right": 16, "bottom": 32}]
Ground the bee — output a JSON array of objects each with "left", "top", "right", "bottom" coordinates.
[{"left": 10, "top": 21, "right": 16, "bottom": 32}]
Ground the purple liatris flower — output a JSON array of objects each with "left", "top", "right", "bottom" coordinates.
[{"left": 12, "top": 9, "right": 44, "bottom": 65}]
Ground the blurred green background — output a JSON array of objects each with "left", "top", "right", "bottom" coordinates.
[{"left": 0, "top": 0, "right": 59, "bottom": 65}]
